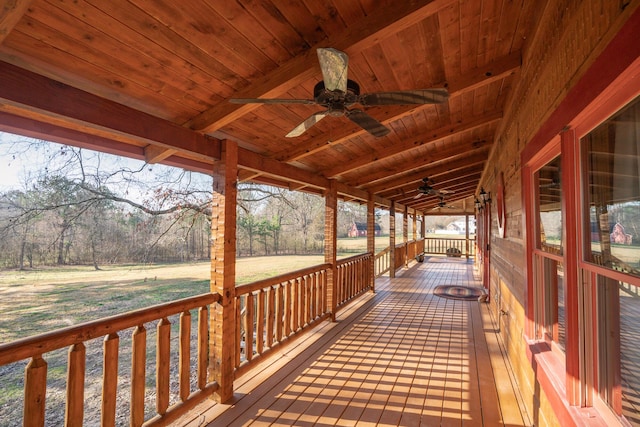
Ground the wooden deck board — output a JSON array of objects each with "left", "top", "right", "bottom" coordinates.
[{"left": 179, "top": 257, "right": 531, "bottom": 426}]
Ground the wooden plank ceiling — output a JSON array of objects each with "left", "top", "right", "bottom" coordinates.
[{"left": 0, "top": 0, "right": 538, "bottom": 213}]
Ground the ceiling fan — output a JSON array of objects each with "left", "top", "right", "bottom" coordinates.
[
  {"left": 414, "top": 177, "right": 455, "bottom": 199},
  {"left": 431, "top": 195, "right": 456, "bottom": 210},
  {"left": 230, "top": 48, "right": 449, "bottom": 137}
]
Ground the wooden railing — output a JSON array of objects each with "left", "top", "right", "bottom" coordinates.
[
  {"left": 423, "top": 237, "right": 475, "bottom": 258},
  {"left": 407, "top": 240, "right": 417, "bottom": 260},
  {"left": 234, "top": 264, "right": 331, "bottom": 377},
  {"left": 394, "top": 244, "right": 406, "bottom": 270},
  {"left": 336, "top": 253, "right": 373, "bottom": 309},
  {"left": 0, "top": 293, "right": 219, "bottom": 427},
  {"left": 375, "top": 246, "right": 391, "bottom": 277}
]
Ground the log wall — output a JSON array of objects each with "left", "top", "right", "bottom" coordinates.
[{"left": 482, "top": 2, "right": 640, "bottom": 426}]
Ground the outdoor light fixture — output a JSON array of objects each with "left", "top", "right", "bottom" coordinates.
[
  {"left": 474, "top": 198, "right": 483, "bottom": 211},
  {"left": 479, "top": 187, "right": 491, "bottom": 204}
]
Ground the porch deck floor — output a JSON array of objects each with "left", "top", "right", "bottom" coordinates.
[{"left": 180, "top": 257, "right": 531, "bottom": 427}]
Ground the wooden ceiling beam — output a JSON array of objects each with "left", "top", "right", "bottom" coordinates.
[
  {"left": 277, "top": 51, "right": 520, "bottom": 163},
  {"left": 0, "top": 0, "right": 32, "bottom": 43},
  {"left": 144, "top": 145, "right": 177, "bottom": 164},
  {"left": 0, "top": 60, "right": 221, "bottom": 162},
  {"left": 364, "top": 150, "right": 489, "bottom": 194},
  {"left": 389, "top": 171, "right": 483, "bottom": 204},
  {"left": 349, "top": 144, "right": 490, "bottom": 188},
  {"left": 186, "top": 0, "right": 456, "bottom": 133},
  {"left": 325, "top": 110, "right": 501, "bottom": 178},
  {"left": 237, "top": 147, "right": 330, "bottom": 190}
]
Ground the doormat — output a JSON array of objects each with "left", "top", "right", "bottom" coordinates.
[{"left": 433, "top": 285, "right": 485, "bottom": 301}]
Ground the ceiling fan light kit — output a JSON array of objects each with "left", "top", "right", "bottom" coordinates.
[{"left": 230, "top": 48, "right": 449, "bottom": 138}]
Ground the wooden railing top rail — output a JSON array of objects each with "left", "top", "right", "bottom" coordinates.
[
  {"left": 376, "top": 246, "right": 390, "bottom": 255},
  {"left": 0, "top": 292, "right": 219, "bottom": 366},
  {"left": 236, "top": 263, "right": 331, "bottom": 295},
  {"left": 424, "top": 237, "right": 468, "bottom": 240},
  {"left": 337, "top": 252, "right": 372, "bottom": 266}
]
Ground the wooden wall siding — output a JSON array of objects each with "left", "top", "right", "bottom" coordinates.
[{"left": 479, "top": 1, "right": 640, "bottom": 426}]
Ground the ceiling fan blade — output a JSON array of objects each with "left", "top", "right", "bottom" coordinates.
[
  {"left": 345, "top": 109, "right": 390, "bottom": 137},
  {"left": 413, "top": 193, "right": 424, "bottom": 199},
  {"left": 317, "top": 48, "right": 348, "bottom": 92},
  {"left": 359, "top": 89, "right": 449, "bottom": 105},
  {"left": 229, "top": 98, "right": 315, "bottom": 105},
  {"left": 285, "top": 111, "right": 328, "bottom": 137}
]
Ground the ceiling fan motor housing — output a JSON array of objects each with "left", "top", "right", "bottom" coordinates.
[{"left": 314, "top": 79, "right": 361, "bottom": 114}]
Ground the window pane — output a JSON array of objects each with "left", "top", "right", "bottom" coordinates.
[
  {"left": 596, "top": 275, "right": 640, "bottom": 424},
  {"left": 583, "top": 95, "right": 640, "bottom": 279},
  {"left": 536, "top": 156, "right": 563, "bottom": 254}
]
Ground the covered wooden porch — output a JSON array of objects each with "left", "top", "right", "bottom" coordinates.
[{"left": 180, "top": 257, "right": 530, "bottom": 426}]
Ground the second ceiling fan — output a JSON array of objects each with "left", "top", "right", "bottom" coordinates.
[{"left": 230, "top": 48, "right": 449, "bottom": 138}]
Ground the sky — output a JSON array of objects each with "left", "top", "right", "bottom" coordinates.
[
  {"left": 0, "top": 131, "right": 213, "bottom": 200},
  {"left": 0, "top": 131, "right": 31, "bottom": 191}
]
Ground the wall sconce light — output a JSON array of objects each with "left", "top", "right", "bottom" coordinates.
[
  {"left": 474, "top": 198, "right": 483, "bottom": 211},
  {"left": 479, "top": 187, "right": 491, "bottom": 204}
]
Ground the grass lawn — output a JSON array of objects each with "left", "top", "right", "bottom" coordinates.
[{"left": 0, "top": 255, "right": 331, "bottom": 343}]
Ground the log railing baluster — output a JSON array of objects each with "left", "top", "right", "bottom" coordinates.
[
  {"left": 65, "top": 343, "right": 86, "bottom": 426},
  {"left": 179, "top": 310, "right": 191, "bottom": 402},
  {"left": 130, "top": 325, "right": 146, "bottom": 427},
  {"left": 24, "top": 355, "right": 47, "bottom": 427},
  {"left": 197, "top": 306, "right": 208, "bottom": 390},
  {"left": 102, "top": 333, "right": 119, "bottom": 427},
  {"left": 256, "top": 290, "right": 265, "bottom": 354},
  {"left": 276, "top": 285, "right": 284, "bottom": 342},
  {"left": 156, "top": 318, "right": 171, "bottom": 415},
  {"left": 245, "top": 293, "right": 254, "bottom": 361},
  {"left": 266, "top": 287, "right": 275, "bottom": 348}
]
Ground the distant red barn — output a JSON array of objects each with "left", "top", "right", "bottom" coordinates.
[{"left": 347, "top": 222, "right": 381, "bottom": 238}]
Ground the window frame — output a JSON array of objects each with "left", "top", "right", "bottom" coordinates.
[{"left": 523, "top": 54, "right": 640, "bottom": 426}]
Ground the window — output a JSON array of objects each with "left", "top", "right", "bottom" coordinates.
[
  {"left": 581, "top": 95, "right": 640, "bottom": 424},
  {"left": 533, "top": 155, "right": 566, "bottom": 351}
]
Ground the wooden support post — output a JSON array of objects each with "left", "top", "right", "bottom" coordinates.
[
  {"left": 465, "top": 214, "right": 470, "bottom": 259},
  {"left": 389, "top": 201, "right": 396, "bottom": 278},
  {"left": 412, "top": 209, "right": 417, "bottom": 242},
  {"left": 403, "top": 205, "right": 409, "bottom": 268},
  {"left": 367, "top": 193, "right": 375, "bottom": 293},
  {"left": 421, "top": 213, "right": 426, "bottom": 239},
  {"left": 210, "top": 139, "right": 238, "bottom": 403},
  {"left": 325, "top": 180, "right": 338, "bottom": 320}
]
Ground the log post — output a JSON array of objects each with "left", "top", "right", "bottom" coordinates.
[
  {"left": 389, "top": 201, "right": 396, "bottom": 278},
  {"left": 367, "top": 193, "right": 375, "bottom": 293},
  {"left": 325, "top": 180, "right": 338, "bottom": 320},
  {"left": 210, "top": 139, "right": 238, "bottom": 403},
  {"left": 403, "top": 205, "right": 409, "bottom": 268}
]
